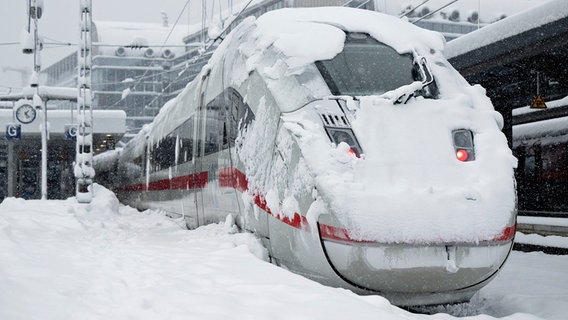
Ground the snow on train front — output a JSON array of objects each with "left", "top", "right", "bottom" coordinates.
[
  {"left": 238, "top": 8, "right": 517, "bottom": 305},
  {"left": 281, "top": 93, "right": 516, "bottom": 305}
]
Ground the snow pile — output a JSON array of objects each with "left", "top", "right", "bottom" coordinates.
[
  {"left": 516, "top": 232, "right": 568, "bottom": 249},
  {"left": 0, "top": 186, "right": 565, "bottom": 319}
]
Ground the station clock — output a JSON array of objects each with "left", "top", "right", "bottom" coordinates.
[{"left": 15, "top": 104, "right": 37, "bottom": 124}]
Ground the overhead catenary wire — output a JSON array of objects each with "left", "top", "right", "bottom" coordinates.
[
  {"left": 210, "top": 0, "right": 254, "bottom": 42},
  {"left": 412, "top": 0, "right": 460, "bottom": 23},
  {"left": 399, "top": 0, "right": 432, "bottom": 18}
]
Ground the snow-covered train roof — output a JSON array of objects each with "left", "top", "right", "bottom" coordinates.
[
  {"left": 251, "top": 7, "right": 446, "bottom": 67},
  {"left": 211, "top": 7, "right": 456, "bottom": 115},
  {"left": 147, "top": 7, "right": 481, "bottom": 142},
  {"left": 149, "top": 7, "right": 450, "bottom": 141}
]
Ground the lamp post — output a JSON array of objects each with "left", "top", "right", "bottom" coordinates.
[{"left": 22, "top": 0, "right": 49, "bottom": 200}]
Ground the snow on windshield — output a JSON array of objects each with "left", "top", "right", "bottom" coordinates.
[
  {"left": 315, "top": 33, "right": 419, "bottom": 96},
  {"left": 215, "top": 7, "right": 449, "bottom": 113}
]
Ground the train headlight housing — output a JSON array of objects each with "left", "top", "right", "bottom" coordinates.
[
  {"left": 325, "top": 127, "right": 363, "bottom": 157},
  {"left": 319, "top": 111, "right": 363, "bottom": 158},
  {"left": 452, "top": 129, "right": 475, "bottom": 162}
]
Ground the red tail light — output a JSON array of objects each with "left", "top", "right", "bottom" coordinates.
[
  {"left": 452, "top": 129, "right": 475, "bottom": 162},
  {"left": 456, "top": 149, "right": 469, "bottom": 162}
]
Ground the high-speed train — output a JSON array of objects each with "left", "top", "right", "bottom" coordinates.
[{"left": 95, "top": 8, "right": 518, "bottom": 306}]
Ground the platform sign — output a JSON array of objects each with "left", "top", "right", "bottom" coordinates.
[
  {"left": 6, "top": 123, "right": 21, "bottom": 141},
  {"left": 65, "top": 124, "right": 77, "bottom": 141},
  {"left": 530, "top": 94, "right": 547, "bottom": 109}
]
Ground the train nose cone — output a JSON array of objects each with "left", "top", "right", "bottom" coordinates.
[{"left": 318, "top": 222, "right": 513, "bottom": 304}]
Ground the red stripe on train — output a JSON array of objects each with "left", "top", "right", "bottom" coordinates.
[
  {"left": 122, "top": 167, "right": 515, "bottom": 244},
  {"left": 171, "top": 172, "right": 208, "bottom": 189},
  {"left": 122, "top": 172, "right": 208, "bottom": 192},
  {"left": 218, "top": 167, "right": 248, "bottom": 192}
]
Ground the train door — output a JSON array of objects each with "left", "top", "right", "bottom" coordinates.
[
  {"left": 201, "top": 89, "right": 242, "bottom": 223},
  {"left": 225, "top": 87, "right": 270, "bottom": 239},
  {"left": 216, "top": 89, "right": 243, "bottom": 220},
  {"left": 192, "top": 70, "right": 211, "bottom": 226}
]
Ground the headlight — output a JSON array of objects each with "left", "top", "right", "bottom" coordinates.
[{"left": 325, "top": 127, "right": 363, "bottom": 157}]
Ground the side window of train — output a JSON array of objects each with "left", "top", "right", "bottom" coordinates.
[
  {"left": 133, "top": 154, "right": 144, "bottom": 173},
  {"left": 204, "top": 95, "right": 224, "bottom": 156},
  {"left": 226, "top": 87, "right": 254, "bottom": 147},
  {"left": 153, "top": 134, "right": 176, "bottom": 171},
  {"left": 176, "top": 116, "right": 194, "bottom": 164}
]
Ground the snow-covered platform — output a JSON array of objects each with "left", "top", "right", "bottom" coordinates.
[
  {"left": 515, "top": 215, "right": 568, "bottom": 255},
  {"left": 0, "top": 185, "right": 567, "bottom": 320},
  {"left": 518, "top": 216, "right": 568, "bottom": 236}
]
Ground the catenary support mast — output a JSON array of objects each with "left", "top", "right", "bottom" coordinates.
[{"left": 75, "top": 0, "right": 95, "bottom": 203}]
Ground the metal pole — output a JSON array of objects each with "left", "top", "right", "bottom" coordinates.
[
  {"left": 7, "top": 142, "right": 14, "bottom": 197},
  {"left": 40, "top": 102, "right": 47, "bottom": 199},
  {"left": 30, "top": 2, "right": 48, "bottom": 200},
  {"left": 536, "top": 71, "right": 540, "bottom": 95},
  {"left": 75, "top": 0, "right": 94, "bottom": 203}
]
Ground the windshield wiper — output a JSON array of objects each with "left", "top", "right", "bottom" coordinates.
[{"left": 384, "top": 56, "right": 436, "bottom": 104}]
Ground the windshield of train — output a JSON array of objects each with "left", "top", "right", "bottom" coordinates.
[{"left": 315, "top": 33, "right": 421, "bottom": 96}]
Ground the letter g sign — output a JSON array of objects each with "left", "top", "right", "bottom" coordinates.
[{"left": 6, "top": 124, "right": 21, "bottom": 140}]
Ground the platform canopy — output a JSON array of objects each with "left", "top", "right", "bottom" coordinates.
[
  {"left": 0, "top": 109, "right": 126, "bottom": 154},
  {"left": 446, "top": 0, "right": 568, "bottom": 118}
]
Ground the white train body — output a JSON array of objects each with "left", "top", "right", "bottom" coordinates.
[{"left": 98, "top": 8, "right": 517, "bottom": 306}]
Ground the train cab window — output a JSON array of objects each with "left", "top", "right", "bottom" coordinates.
[{"left": 315, "top": 33, "right": 433, "bottom": 97}]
